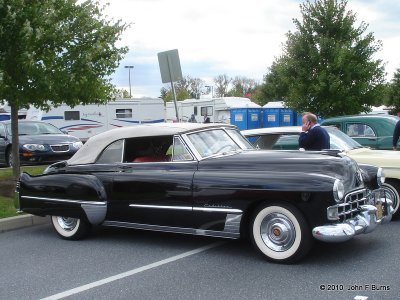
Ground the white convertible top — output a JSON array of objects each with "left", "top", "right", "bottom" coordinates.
[{"left": 68, "top": 122, "right": 236, "bottom": 165}]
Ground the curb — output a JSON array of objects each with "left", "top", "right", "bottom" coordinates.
[{"left": 0, "top": 214, "right": 50, "bottom": 233}]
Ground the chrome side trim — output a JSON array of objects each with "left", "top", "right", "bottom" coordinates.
[
  {"left": 21, "top": 195, "right": 106, "bottom": 206},
  {"left": 193, "top": 207, "right": 243, "bottom": 214},
  {"left": 129, "top": 204, "right": 243, "bottom": 214},
  {"left": 103, "top": 221, "right": 240, "bottom": 239},
  {"left": 129, "top": 204, "right": 192, "bottom": 211}
]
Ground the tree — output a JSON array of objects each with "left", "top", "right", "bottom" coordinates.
[
  {"left": 213, "top": 74, "right": 231, "bottom": 97},
  {"left": 259, "top": 0, "right": 385, "bottom": 117},
  {"left": 122, "top": 89, "right": 130, "bottom": 99},
  {"left": 228, "top": 76, "right": 260, "bottom": 98},
  {"left": 386, "top": 68, "right": 400, "bottom": 115},
  {"left": 0, "top": 0, "right": 128, "bottom": 177},
  {"left": 257, "top": 59, "right": 290, "bottom": 106},
  {"left": 189, "top": 77, "right": 205, "bottom": 99},
  {"left": 159, "top": 75, "right": 204, "bottom": 101}
]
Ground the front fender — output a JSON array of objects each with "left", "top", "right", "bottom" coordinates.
[
  {"left": 358, "top": 164, "right": 380, "bottom": 190},
  {"left": 194, "top": 170, "right": 336, "bottom": 192},
  {"left": 18, "top": 172, "right": 107, "bottom": 225}
]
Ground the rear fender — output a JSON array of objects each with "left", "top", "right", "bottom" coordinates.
[{"left": 18, "top": 172, "right": 107, "bottom": 225}]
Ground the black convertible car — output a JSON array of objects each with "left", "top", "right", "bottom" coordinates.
[{"left": 15, "top": 123, "right": 393, "bottom": 263}]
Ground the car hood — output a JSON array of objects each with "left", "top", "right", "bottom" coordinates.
[
  {"left": 19, "top": 134, "right": 80, "bottom": 144},
  {"left": 199, "top": 150, "right": 362, "bottom": 190},
  {"left": 346, "top": 148, "right": 400, "bottom": 169}
]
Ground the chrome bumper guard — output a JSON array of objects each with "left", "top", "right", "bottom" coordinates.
[{"left": 312, "top": 189, "right": 394, "bottom": 243}]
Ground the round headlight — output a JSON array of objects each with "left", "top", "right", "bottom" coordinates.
[
  {"left": 377, "top": 167, "right": 385, "bottom": 186},
  {"left": 23, "top": 144, "right": 46, "bottom": 151},
  {"left": 72, "top": 141, "right": 83, "bottom": 149},
  {"left": 333, "top": 179, "right": 345, "bottom": 203}
]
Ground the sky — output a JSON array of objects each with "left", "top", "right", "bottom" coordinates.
[{"left": 100, "top": 0, "right": 400, "bottom": 98}]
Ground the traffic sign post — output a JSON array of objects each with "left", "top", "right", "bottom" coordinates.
[{"left": 158, "top": 49, "right": 182, "bottom": 121}]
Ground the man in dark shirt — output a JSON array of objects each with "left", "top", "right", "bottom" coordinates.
[
  {"left": 393, "top": 119, "right": 400, "bottom": 150},
  {"left": 299, "top": 112, "right": 330, "bottom": 151}
]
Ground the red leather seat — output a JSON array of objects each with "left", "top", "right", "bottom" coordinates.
[{"left": 133, "top": 155, "right": 170, "bottom": 163}]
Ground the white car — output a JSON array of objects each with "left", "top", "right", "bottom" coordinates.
[{"left": 242, "top": 126, "right": 400, "bottom": 219}]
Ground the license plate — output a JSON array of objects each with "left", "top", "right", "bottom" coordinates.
[{"left": 376, "top": 203, "right": 383, "bottom": 220}]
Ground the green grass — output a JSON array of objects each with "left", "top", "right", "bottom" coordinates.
[
  {"left": 0, "top": 165, "right": 47, "bottom": 219},
  {"left": 0, "top": 195, "right": 19, "bottom": 218},
  {"left": 0, "top": 165, "right": 47, "bottom": 180}
]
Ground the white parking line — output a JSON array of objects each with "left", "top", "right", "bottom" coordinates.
[{"left": 40, "top": 241, "right": 225, "bottom": 300}]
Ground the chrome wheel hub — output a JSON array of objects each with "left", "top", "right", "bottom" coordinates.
[
  {"left": 260, "top": 213, "right": 296, "bottom": 252},
  {"left": 57, "top": 217, "right": 78, "bottom": 231}
]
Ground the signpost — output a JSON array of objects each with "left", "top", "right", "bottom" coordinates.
[{"left": 158, "top": 49, "right": 182, "bottom": 121}]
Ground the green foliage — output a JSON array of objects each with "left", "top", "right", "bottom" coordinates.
[
  {"left": 0, "top": 0, "right": 128, "bottom": 178},
  {"left": 0, "top": 0, "right": 129, "bottom": 110},
  {"left": 386, "top": 68, "right": 400, "bottom": 115},
  {"left": 160, "top": 75, "right": 204, "bottom": 101},
  {"left": 259, "top": 0, "right": 385, "bottom": 118},
  {"left": 226, "top": 76, "right": 260, "bottom": 98}
]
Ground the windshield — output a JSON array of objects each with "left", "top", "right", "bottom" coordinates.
[
  {"left": 6, "top": 122, "right": 63, "bottom": 136},
  {"left": 225, "top": 129, "right": 254, "bottom": 150},
  {"left": 325, "top": 126, "right": 364, "bottom": 151},
  {"left": 187, "top": 128, "right": 248, "bottom": 158}
]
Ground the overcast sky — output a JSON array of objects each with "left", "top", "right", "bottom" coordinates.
[{"left": 100, "top": 0, "right": 400, "bottom": 98}]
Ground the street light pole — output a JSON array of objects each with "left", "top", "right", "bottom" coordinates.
[{"left": 124, "top": 65, "right": 134, "bottom": 98}]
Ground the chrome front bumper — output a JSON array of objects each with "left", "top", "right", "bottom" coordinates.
[{"left": 312, "top": 198, "right": 394, "bottom": 243}]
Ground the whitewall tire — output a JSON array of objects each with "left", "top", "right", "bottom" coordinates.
[
  {"left": 51, "top": 216, "right": 90, "bottom": 240},
  {"left": 250, "top": 203, "right": 312, "bottom": 263}
]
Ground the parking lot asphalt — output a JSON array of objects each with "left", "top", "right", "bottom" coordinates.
[{"left": 0, "top": 214, "right": 50, "bottom": 233}]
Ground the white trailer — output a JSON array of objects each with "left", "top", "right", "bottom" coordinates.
[
  {"left": 25, "top": 98, "right": 165, "bottom": 141},
  {"left": 165, "top": 97, "right": 258, "bottom": 123}
]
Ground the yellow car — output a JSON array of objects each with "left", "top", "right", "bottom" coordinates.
[{"left": 242, "top": 126, "right": 400, "bottom": 219}]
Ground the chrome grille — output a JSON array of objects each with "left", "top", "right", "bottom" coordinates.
[
  {"left": 328, "top": 189, "right": 367, "bottom": 221},
  {"left": 340, "top": 189, "right": 367, "bottom": 220},
  {"left": 50, "top": 144, "right": 70, "bottom": 152}
]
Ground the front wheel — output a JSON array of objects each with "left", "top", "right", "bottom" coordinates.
[
  {"left": 250, "top": 203, "right": 313, "bottom": 263},
  {"left": 51, "top": 216, "right": 91, "bottom": 240}
]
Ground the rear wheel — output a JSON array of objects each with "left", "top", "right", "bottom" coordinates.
[
  {"left": 382, "top": 180, "right": 400, "bottom": 220},
  {"left": 250, "top": 202, "right": 313, "bottom": 263},
  {"left": 51, "top": 216, "right": 91, "bottom": 240}
]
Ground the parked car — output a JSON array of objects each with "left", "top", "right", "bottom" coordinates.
[
  {"left": 0, "top": 120, "right": 83, "bottom": 167},
  {"left": 320, "top": 114, "right": 399, "bottom": 149},
  {"left": 15, "top": 123, "right": 393, "bottom": 263},
  {"left": 242, "top": 126, "right": 400, "bottom": 219}
]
